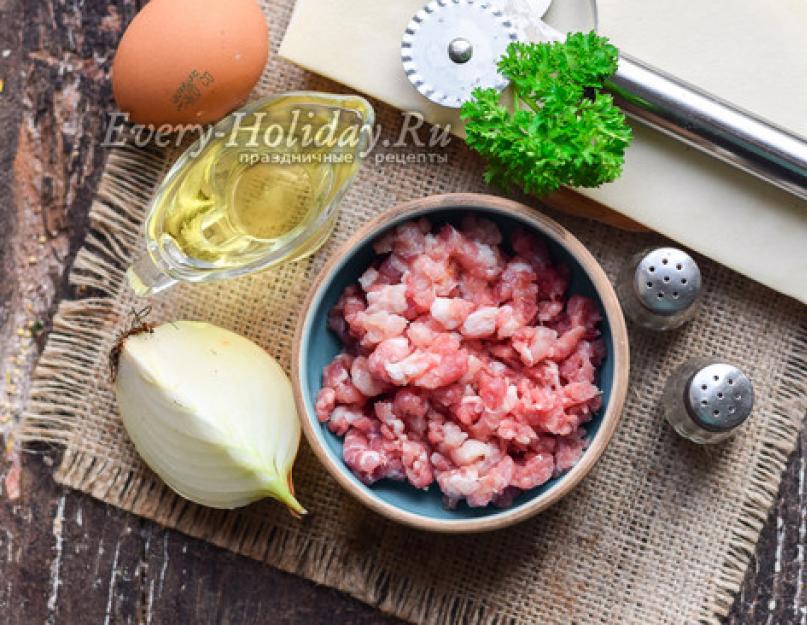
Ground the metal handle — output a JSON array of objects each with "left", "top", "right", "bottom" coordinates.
[{"left": 606, "top": 53, "right": 807, "bottom": 201}]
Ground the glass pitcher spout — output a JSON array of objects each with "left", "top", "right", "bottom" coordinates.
[
  {"left": 126, "top": 92, "right": 375, "bottom": 297},
  {"left": 127, "top": 253, "right": 178, "bottom": 297}
]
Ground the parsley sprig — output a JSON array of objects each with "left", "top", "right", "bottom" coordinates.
[{"left": 460, "top": 32, "right": 632, "bottom": 197}]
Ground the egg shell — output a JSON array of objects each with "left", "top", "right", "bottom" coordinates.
[{"left": 112, "top": 0, "right": 269, "bottom": 126}]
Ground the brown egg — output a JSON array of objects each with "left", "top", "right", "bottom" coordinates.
[{"left": 112, "top": 0, "right": 268, "bottom": 126}]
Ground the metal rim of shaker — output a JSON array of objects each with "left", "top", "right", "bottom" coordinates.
[
  {"left": 682, "top": 364, "right": 754, "bottom": 433},
  {"left": 631, "top": 247, "right": 701, "bottom": 317}
]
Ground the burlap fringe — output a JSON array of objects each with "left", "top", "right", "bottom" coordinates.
[
  {"left": 20, "top": 141, "right": 807, "bottom": 625},
  {"left": 701, "top": 336, "right": 807, "bottom": 625}
]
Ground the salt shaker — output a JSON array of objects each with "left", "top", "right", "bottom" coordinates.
[
  {"left": 660, "top": 358, "right": 755, "bottom": 444},
  {"left": 616, "top": 247, "right": 702, "bottom": 330}
]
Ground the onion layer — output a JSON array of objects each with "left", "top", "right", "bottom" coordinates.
[{"left": 114, "top": 320, "right": 305, "bottom": 514}]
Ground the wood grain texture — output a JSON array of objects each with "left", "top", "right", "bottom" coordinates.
[{"left": 0, "top": 0, "right": 803, "bottom": 623}]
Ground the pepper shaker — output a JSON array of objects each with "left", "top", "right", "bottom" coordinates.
[
  {"left": 660, "top": 358, "right": 755, "bottom": 444},
  {"left": 616, "top": 247, "right": 702, "bottom": 331}
]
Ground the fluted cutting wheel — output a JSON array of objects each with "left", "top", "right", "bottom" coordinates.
[{"left": 401, "top": 0, "right": 519, "bottom": 109}]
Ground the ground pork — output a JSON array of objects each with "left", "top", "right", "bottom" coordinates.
[{"left": 316, "top": 217, "right": 604, "bottom": 508}]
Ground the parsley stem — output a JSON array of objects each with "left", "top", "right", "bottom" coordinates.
[
  {"left": 517, "top": 90, "right": 541, "bottom": 114},
  {"left": 600, "top": 127, "right": 626, "bottom": 141}
]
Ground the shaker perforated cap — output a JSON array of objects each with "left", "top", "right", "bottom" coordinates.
[
  {"left": 685, "top": 363, "right": 754, "bottom": 432},
  {"left": 633, "top": 247, "right": 701, "bottom": 316},
  {"left": 401, "top": 0, "right": 518, "bottom": 109}
]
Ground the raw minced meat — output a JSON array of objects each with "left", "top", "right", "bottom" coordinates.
[{"left": 317, "top": 217, "right": 605, "bottom": 509}]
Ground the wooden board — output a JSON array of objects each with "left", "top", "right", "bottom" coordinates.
[{"left": 0, "top": 1, "right": 805, "bottom": 623}]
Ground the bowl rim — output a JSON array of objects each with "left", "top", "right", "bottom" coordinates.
[{"left": 292, "top": 193, "right": 630, "bottom": 533}]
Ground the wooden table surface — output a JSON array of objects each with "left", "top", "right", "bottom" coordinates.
[{"left": 1, "top": 1, "right": 805, "bottom": 623}]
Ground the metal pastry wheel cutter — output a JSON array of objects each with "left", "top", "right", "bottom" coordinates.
[{"left": 401, "top": 0, "right": 807, "bottom": 201}]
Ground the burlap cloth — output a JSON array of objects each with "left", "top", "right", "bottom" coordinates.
[{"left": 21, "top": 1, "right": 807, "bottom": 623}]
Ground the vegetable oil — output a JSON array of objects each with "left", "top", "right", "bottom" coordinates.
[{"left": 127, "top": 92, "right": 375, "bottom": 296}]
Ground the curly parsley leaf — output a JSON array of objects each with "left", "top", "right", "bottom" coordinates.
[{"left": 460, "top": 32, "right": 632, "bottom": 197}]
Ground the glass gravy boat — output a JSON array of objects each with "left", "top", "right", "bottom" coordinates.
[{"left": 127, "top": 92, "right": 375, "bottom": 296}]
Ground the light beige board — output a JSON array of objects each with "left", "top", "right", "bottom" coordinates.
[{"left": 279, "top": 0, "right": 807, "bottom": 304}]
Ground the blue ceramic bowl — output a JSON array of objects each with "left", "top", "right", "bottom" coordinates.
[{"left": 292, "top": 193, "right": 629, "bottom": 532}]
